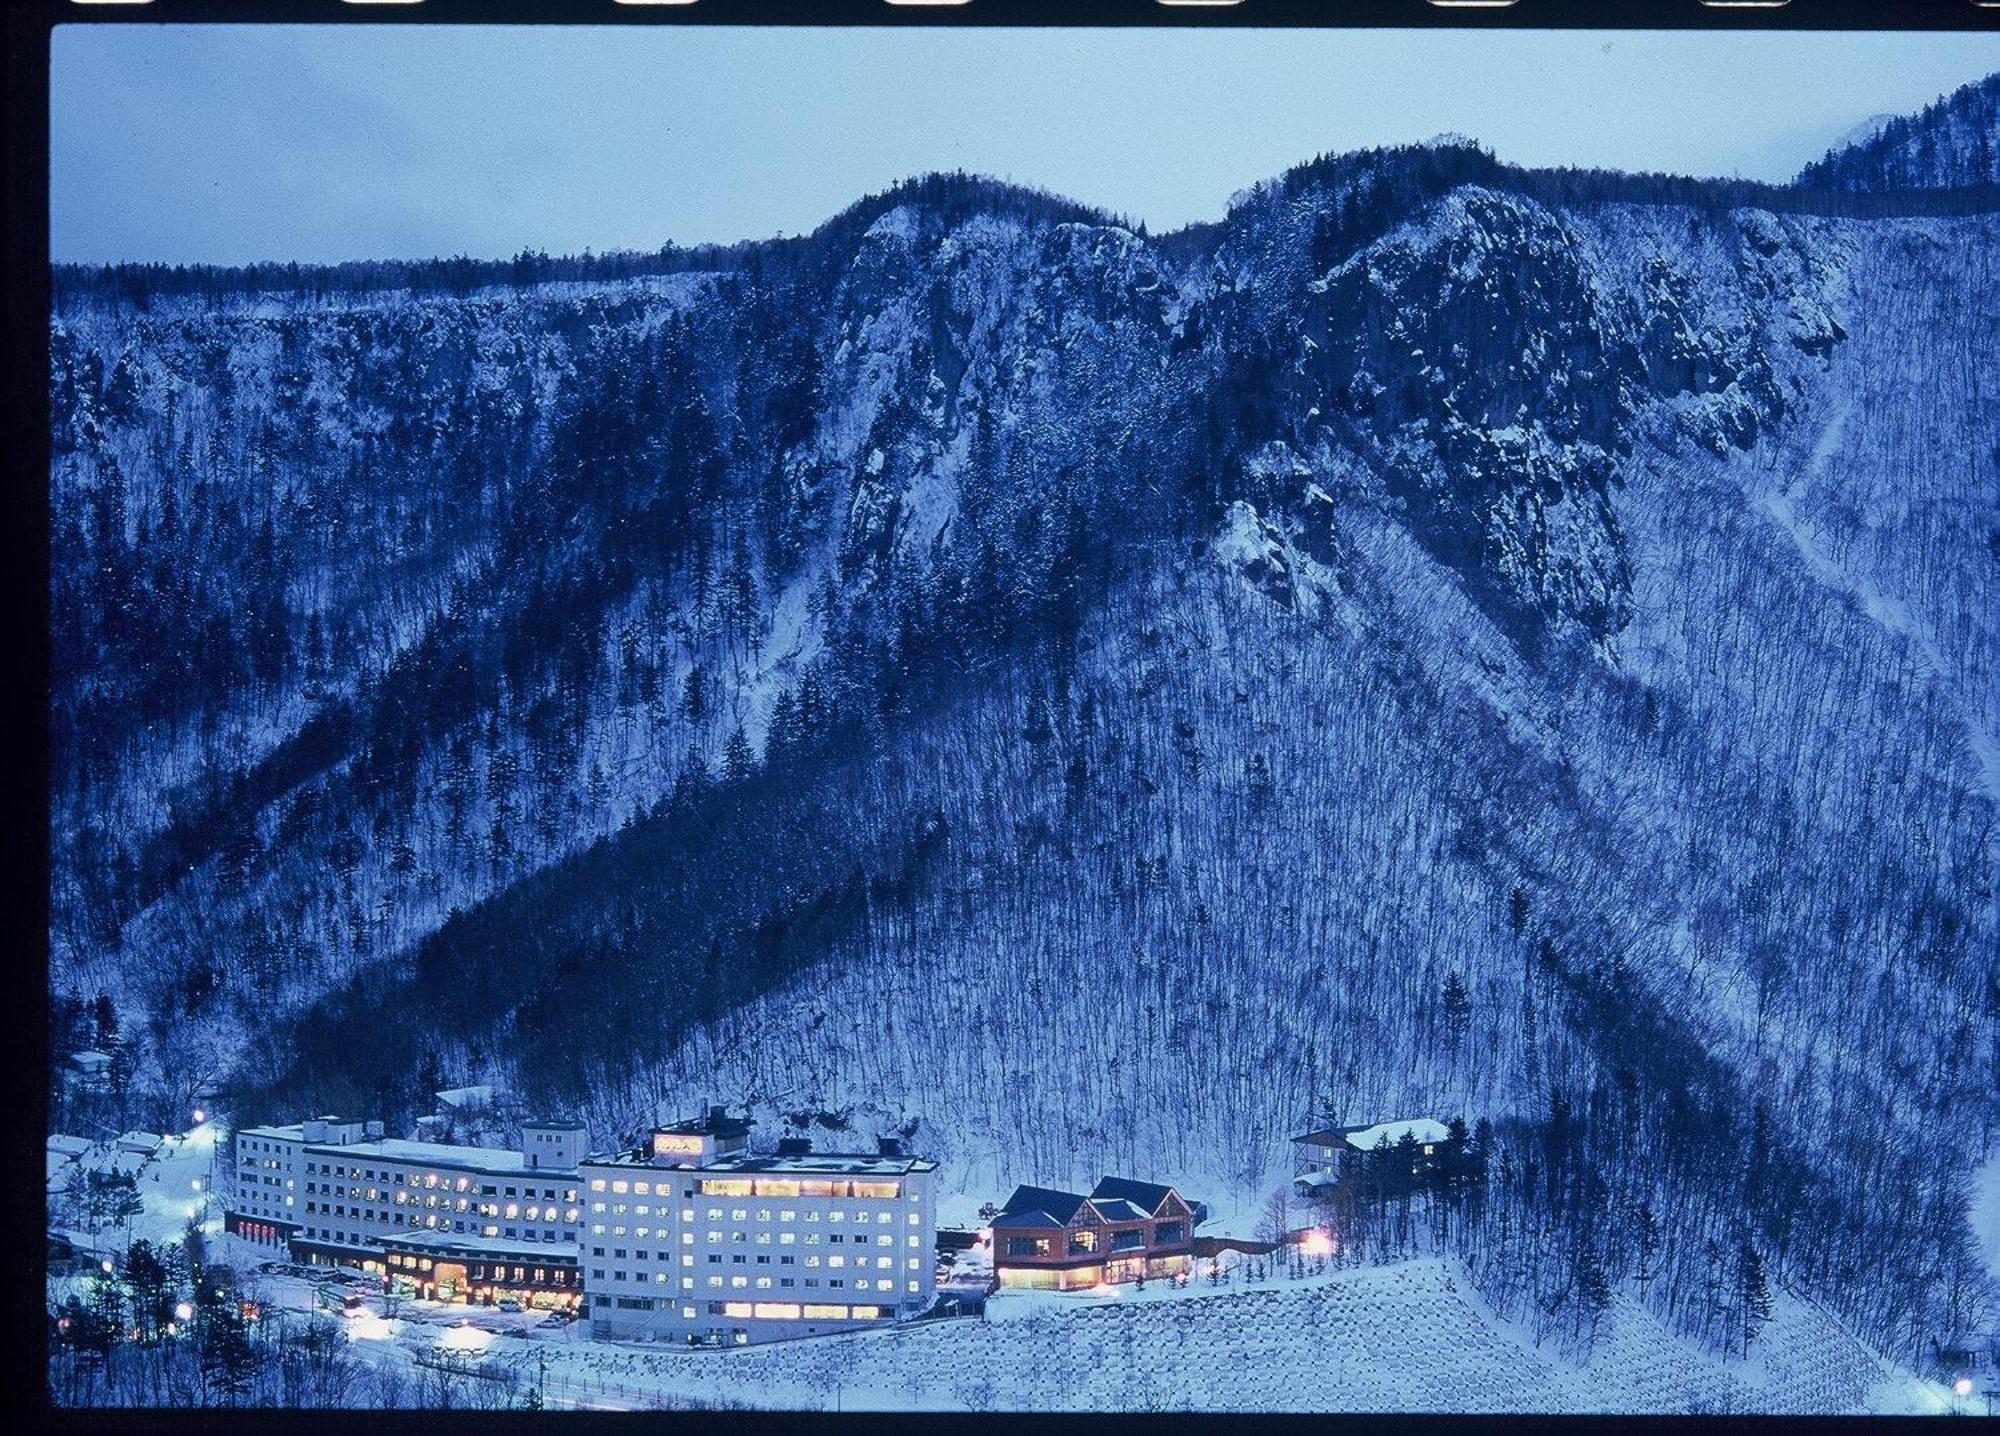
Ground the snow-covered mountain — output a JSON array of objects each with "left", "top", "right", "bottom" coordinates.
[
  {"left": 1798, "top": 72, "right": 2000, "bottom": 191},
  {"left": 49, "top": 83, "right": 2000, "bottom": 1378}
]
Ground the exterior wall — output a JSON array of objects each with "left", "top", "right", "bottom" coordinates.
[
  {"left": 1294, "top": 1141, "right": 1342, "bottom": 1180},
  {"left": 228, "top": 1125, "right": 582, "bottom": 1280},
  {"left": 293, "top": 1150, "right": 579, "bottom": 1254},
  {"left": 232, "top": 1130, "right": 306, "bottom": 1230},
  {"left": 381, "top": 1245, "right": 581, "bottom": 1309},
  {"left": 580, "top": 1161, "right": 938, "bottom": 1346}
]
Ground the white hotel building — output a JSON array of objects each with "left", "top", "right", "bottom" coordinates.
[
  {"left": 226, "top": 1115, "right": 589, "bottom": 1308},
  {"left": 579, "top": 1108, "right": 939, "bottom": 1346}
]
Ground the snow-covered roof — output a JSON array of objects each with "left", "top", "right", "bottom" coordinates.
[
  {"left": 70, "top": 1050, "right": 111, "bottom": 1069},
  {"left": 434, "top": 1085, "right": 495, "bottom": 1110},
  {"left": 1089, "top": 1198, "right": 1149, "bottom": 1223},
  {"left": 47, "top": 1134, "right": 93, "bottom": 1158},
  {"left": 116, "top": 1132, "right": 164, "bottom": 1154},
  {"left": 1090, "top": 1177, "right": 1180, "bottom": 1213},
  {"left": 309, "top": 1136, "right": 543, "bottom": 1176},
  {"left": 1334, "top": 1119, "right": 1452, "bottom": 1152},
  {"left": 701, "top": 1151, "right": 938, "bottom": 1177},
  {"left": 996, "top": 1185, "right": 1091, "bottom": 1226}
]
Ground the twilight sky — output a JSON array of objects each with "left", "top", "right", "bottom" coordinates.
[{"left": 50, "top": 25, "right": 2000, "bottom": 266}]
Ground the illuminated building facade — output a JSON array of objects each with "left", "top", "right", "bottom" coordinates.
[
  {"left": 990, "top": 1177, "right": 1197, "bottom": 1290},
  {"left": 578, "top": 1107, "right": 939, "bottom": 1346},
  {"left": 224, "top": 1115, "right": 588, "bottom": 1309}
]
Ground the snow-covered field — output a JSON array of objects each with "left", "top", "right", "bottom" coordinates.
[
  {"left": 48, "top": 1119, "right": 226, "bottom": 1263},
  {"left": 1973, "top": 1147, "right": 2000, "bottom": 1288},
  {"left": 353, "top": 1258, "right": 1940, "bottom": 1414}
]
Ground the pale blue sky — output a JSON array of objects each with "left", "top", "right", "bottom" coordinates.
[{"left": 50, "top": 26, "right": 2000, "bottom": 266}]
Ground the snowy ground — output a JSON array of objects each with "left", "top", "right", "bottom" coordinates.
[
  {"left": 263, "top": 1253, "right": 1945, "bottom": 1414},
  {"left": 1972, "top": 1146, "right": 2000, "bottom": 1291},
  {"left": 48, "top": 1119, "right": 226, "bottom": 1264}
]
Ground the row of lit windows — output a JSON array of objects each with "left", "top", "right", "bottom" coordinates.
[
  {"left": 587, "top": 1176, "right": 909, "bottom": 1201},
  {"left": 591, "top": 1269, "right": 916, "bottom": 1295},
  {"left": 300, "top": 1160, "right": 576, "bottom": 1206}
]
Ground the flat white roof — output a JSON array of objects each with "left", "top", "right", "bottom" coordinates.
[{"left": 307, "top": 1136, "right": 561, "bottom": 1177}]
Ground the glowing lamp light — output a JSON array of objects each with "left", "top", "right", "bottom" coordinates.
[
  {"left": 175, "top": 1302, "right": 193, "bottom": 1322},
  {"left": 191, "top": 1179, "right": 202, "bottom": 1191},
  {"left": 192, "top": 1109, "right": 205, "bottom": 1124},
  {"left": 1302, "top": 1229, "right": 1336, "bottom": 1258},
  {"left": 1955, "top": 1377, "right": 1974, "bottom": 1398},
  {"left": 100, "top": 1259, "right": 114, "bottom": 1274},
  {"left": 165, "top": 1322, "right": 178, "bottom": 1336}
]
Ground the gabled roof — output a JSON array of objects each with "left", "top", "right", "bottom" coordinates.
[
  {"left": 992, "top": 1209, "right": 1064, "bottom": 1230},
  {"left": 1090, "top": 1176, "right": 1178, "bottom": 1214},
  {"left": 1087, "top": 1197, "right": 1149, "bottom": 1223},
  {"left": 996, "top": 1184, "right": 1091, "bottom": 1225}
]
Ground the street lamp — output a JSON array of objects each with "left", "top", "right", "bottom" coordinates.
[
  {"left": 175, "top": 1302, "right": 193, "bottom": 1322},
  {"left": 1954, "top": 1377, "right": 1974, "bottom": 1398}
]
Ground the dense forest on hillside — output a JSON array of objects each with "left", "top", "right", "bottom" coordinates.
[{"left": 49, "top": 92, "right": 2000, "bottom": 1380}]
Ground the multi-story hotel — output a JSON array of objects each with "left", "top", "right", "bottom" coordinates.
[
  {"left": 578, "top": 1107, "right": 939, "bottom": 1346},
  {"left": 225, "top": 1114, "right": 589, "bottom": 1309}
]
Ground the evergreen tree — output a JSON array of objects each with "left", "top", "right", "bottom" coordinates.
[{"left": 1735, "top": 1241, "right": 1774, "bottom": 1357}]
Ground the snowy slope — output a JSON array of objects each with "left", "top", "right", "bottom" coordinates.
[{"left": 471, "top": 1259, "right": 1941, "bottom": 1414}]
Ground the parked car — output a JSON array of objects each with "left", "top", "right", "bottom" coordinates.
[{"left": 496, "top": 1297, "right": 522, "bottom": 1313}]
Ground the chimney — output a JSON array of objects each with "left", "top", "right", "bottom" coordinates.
[
  {"left": 877, "top": 1136, "right": 904, "bottom": 1158},
  {"left": 776, "top": 1136, "right": 812, "bottom": 1157}
]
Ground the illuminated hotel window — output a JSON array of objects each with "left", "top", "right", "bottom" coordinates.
[
  {"left": 723, "top": 1302, "right": 754, "bottom": 1318},
  {"left": 753, "top": 1302, "right": 800, "bottom": 1319},
  {"left": 589, "top": 1180, "right": 605, "bottom": 1192},
  {"left": 802, "top": 1303, "right": 846, "bottom": 1320},
  {"left": 634, "top": 1182, "right": 650, "bottom": 1195}
]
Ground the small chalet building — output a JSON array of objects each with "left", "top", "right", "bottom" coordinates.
[
  {"left": 991, "top": 1177, "right": 1196, "bottom": 1290},
  {"left": 1292, "top": 1117, "right": 1450, "bottom": 1194}
]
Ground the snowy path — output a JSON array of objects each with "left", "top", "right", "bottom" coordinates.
[
  {"left": 1972, "top": 1147, "right": 2000, "bottom": 1289},
  {"left": 1754, "top": 398, "right": 2000, "bottom": 801}
]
